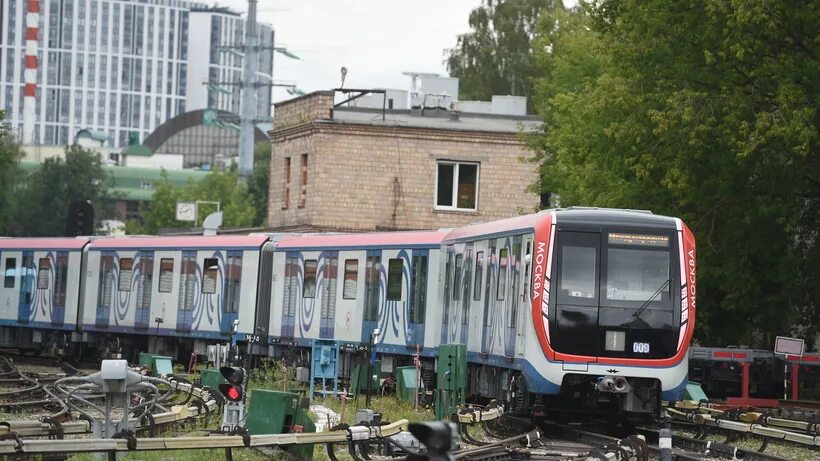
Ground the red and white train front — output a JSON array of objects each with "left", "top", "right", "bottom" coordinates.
[{"left": 526, "top": 208, "right": 696, "bottom": 414}]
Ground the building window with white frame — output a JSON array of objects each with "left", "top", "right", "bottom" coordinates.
[{"left": 435, "top": 161, "right": 479, "bottom": 211}]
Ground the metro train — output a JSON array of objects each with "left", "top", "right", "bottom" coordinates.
[{"left": 0, "top": 208, "right": 695, "bottom": 416}]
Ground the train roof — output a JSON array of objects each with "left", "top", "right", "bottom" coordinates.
[
  {"left": 443, "top": 212, "right": 546, "bottom": 243},
  {"left": 554, "top": 207, "right": 678, "bottom": 229},
  {"left": 88, "top": 235, "right": 270, "bottom": 250},
  {"left": 276, "top": 230, "right": 449, "bottom": 250},
  {"left": 443, "top": 208, "right": 679, "bottom": 242},
  {"left": 0, "top": 237, "right": 89, "bottom": 250}
]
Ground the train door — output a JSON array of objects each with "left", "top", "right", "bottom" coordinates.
[
  {"left": 281, "top": 252, "right": 300, "bottom": 338},
  {"left": 17, "top": 252, "right": 34, "bottom": 323},
  {"left": 134, "top": 252, "right": 154, "bottom": 330},
  {"left": 459, "top": 245, "right": 473, "bottom": 345},
  {"left": 361, "top": 250, "right": 381, "bottom": 342},
  {"left": 95, "top": 252, "right": 115, "bottom": 328},
  {"left": 481, "top": 240, "right": 496, "bottom": 354},
  {"left": 440, "top": 246, "right": 453, "bottom": 344},
  {"left": 319, "top": 252, "right": 338, "bottom": 339},
  {"left": 408, "top": 249, "right": 428, "bottom": 347},
  {"left": 175, "top": 251, "right": 195, "bottom": 332},
  {"left": 51, "top": 252, "right": 68, "bottom": 326},
  {"left": 504, "top": 236, "right": 522, "bottom": 357},
  {"left": 516, "top": 237, "right": 533, "bottom": 355},
  {"left": 552, "top": 231, "right": 600, "bottom": 359},
  {"left": 469, "top": 248, "right": 486, "bottom": 351},
  {"left": 221, "top": 251, "right": 242, "bottom": 334}
]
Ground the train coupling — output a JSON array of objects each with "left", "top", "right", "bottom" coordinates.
[{"left": 596, "top": 376, "right": 630, "bottom": 393}]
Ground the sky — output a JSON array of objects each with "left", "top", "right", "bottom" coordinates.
[{"left": 220, "top": 0, "right": 484, "bottom": 103}]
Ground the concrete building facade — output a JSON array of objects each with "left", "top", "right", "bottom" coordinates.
[
  {"left": 268, "top": 91, "right": 541, "bottom": 232},
  {"left": 0, "top": 0, "right": 273, "bottom": 148}
]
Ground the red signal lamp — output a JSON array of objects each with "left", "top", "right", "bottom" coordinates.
[
  {"left": 219, "top": 384, "right": 244, "bottom": 401},
  {"left": 218, "top": 366, "right": 247, "bottom": 402}
]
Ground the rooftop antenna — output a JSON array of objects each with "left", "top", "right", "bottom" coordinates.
[{"left": 340, "top": 67, "right": 348, "bottom": 89}]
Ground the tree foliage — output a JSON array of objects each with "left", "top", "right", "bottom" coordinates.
[
  {"left": 0, "top": 111, "right": 22, "bottom": 235},
  {"left": 248, "top": 141, "right": 271, "bottom": 227},
  {"left": 446, "top": 0, "right": 554, "bottom": 105},
  {"left": 532, "top": 1, "right": 820, "bottom": 347},
  {"left": 127, "top": 167, "right": 257, "bottom": 235},
  {"left": 5, "top": 145, "right": 115, "bottom": 237}
]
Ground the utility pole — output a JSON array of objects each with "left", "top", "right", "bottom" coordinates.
[{"left": 239, "top": 0, "right": 259, "bottom": 181}]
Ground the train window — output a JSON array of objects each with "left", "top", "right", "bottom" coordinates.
[
  {"left": 224, "top": 253, "right": 242, "bottom": 313},
  {"left": 483, "top": 245, "right": 495, "bottom": 328},
  {"left": 321, "top": 256, "right": 338, "bottom": 320},
  {"left": 453, "top": 254, "right": 463, "bottom": 301},
  {"left": 137, "top": 255, "right": 154, "bottom": 312},
  {"left": 461, "top": 250, "right": 472, "bottom": 326},
  {"left": 606, "top": 248, "right": 670, "bottom": 302},
  {"left": 303, "top": 259, "right": 317, "bottom": 298},
  {"left": 443, "top": 250, "right": 452, "bottom": 319},
  {"left": 411, "top": 255, "right": 428, "bottom": 322},
  {"left": 37, "top": 258, "right": 50, "bottom": 289},
  {"left": 4, "top": 258, "right": 15, "bottom": 288},
  {"left": 387, "top": 258, "right": 403, "bottom": 301},
  {"left": 473, "top": 252, "right": 484, "bottom": 301},
  {"left": 202, "top": 258, "right": 218, "bottom": 294},
  {"left": 54, "top": 254, "right": 68, "bottom": 306},
  {"left": 509, "top": 240, "right": 522, "bottom": 327},
  {"left": 99, "top": 256, "right": 114, "bottom": 307},
  {"left": 343, "top": 259, "right": 358, "bottom": 299},
  {"left": 497, "top": 249, "right": 508, "bottom": 301},
  {"left": 284, "top": 254, "right": 300, "bottom": 317},
  {"left": 119, "top": 258, "right": 133, "bottom": 292},
  {"left": 364, "top": 255, "right": 381, "bottom": 320},
  {"left": 158, "top": 258, "right": 174, "bottom": 293},
  {"left": 560, "top": 246, "right": 597, "bottom": 299}
]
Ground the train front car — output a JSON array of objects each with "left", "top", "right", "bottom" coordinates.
[{"left": 530, "top": 208, "right": 696, "bottom": 417}]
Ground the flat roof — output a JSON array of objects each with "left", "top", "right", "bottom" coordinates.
[{"left": 328, "top": 107, "right": 542, "bottom": 134}]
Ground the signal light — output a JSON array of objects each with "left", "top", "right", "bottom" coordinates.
[
  {"left": 219, "top": 366, "right": 246, "bottom": 402},
  {"left": 219, "top": 384, "right": 244, "bottom": 401},
  {"left": 65, "top": 200, "right": 94, "bottom": 237}
]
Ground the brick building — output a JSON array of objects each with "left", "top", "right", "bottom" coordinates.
[{"left": 267, "top": 91, "right": 541, "bottom": 231}]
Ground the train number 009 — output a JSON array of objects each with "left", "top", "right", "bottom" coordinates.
[{"left": 632, "top": 342, "right": 650, "bottom": 354}]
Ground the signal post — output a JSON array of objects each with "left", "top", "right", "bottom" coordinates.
[{"left": 220, "top": 366, "right": 247, "bottom": 432}]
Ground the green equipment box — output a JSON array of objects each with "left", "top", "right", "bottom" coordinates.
[
  {"left": 138, "top": 352, "right": 173, "bottom": 376},
  {"left": 435, "top": 344, "right": 467, "bottom": 419},
  {"left": 246, "top": 389, "right": 316, "bottom": 460},
  {"left": 396, "top": 366, "right": 420, "bottom": 403}
]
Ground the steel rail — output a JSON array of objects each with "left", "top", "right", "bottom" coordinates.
[
  {"left": 0, "top": 419, "right": 411, "bottom": 455},
  {"left": 0, "top": 379, "right": 218, "bottom": 437},
  {"left": 667, "top": 407, "right": 820, "bottom": 447},
  {"left": 638, "top": 427, "right": 792, "bottom": 461}
]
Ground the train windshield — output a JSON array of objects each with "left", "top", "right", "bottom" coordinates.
[{"left": 605, "top": 233, "right": 670, "bottom": 304}]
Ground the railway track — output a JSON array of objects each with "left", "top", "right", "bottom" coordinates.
[{"left": 0, "top": 355, "right": 809, "bottom": 461}]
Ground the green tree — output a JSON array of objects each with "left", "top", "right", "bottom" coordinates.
[
  {"left": 248, "top": 141, "right": 271, "bottom": 227},
  {"left": 9, "top": 145, "right": 115, "bottom": 237},
  {"left": 128, "top": 167, "right": 257, "bottom": 235},
  {"left": 531, "top": 1, "right": 820, "bottom": 347},
  {"left": 0, "top": 111, "right": 22, "bottom": 235},
  {"left": 446, "top": 0, "right": 553, "bottom": 106}
]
